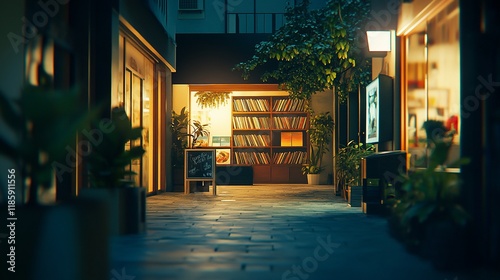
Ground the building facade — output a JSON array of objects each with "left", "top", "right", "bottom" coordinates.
[
  {"left": 0, "top": 0, "right": 176, "bottom": 200},
  {"left": 173, "top": 0, "right": 500, "bottom": 266},
  {"left": 173, "top": 0, "right": 335, "bottom": 186},
  {"left": 1, "top": 0, "right": 498, "bottom": 268},
  {"left": 397, "top": 0, "right": 500, "bottom": 267}
]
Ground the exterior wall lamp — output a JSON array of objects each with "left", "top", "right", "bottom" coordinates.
[{"left": 366, "top": 30, "right": 391, "bottom": 57}]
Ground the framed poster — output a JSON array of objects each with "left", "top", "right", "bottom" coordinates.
[
  {"left": 215, "top": 149, "right": 231, "bottom": 165},
  {"left": 366, "top": 78, "right": 380, "bottom": 144},
  {"left": 212, "top": 136, "right": 231, "bottom": 147}
]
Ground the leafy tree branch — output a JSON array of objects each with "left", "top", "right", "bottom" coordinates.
[{"left": 234, "top": 0, "right": 372, "bottom": 103}]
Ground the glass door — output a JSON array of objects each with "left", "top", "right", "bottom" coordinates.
[{"left": 124, "top": 69, "right": 148, "bottom": 188}]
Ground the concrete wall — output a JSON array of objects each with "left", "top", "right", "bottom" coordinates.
[
  {"left": 0, "top": 1, "right": 26, "bottom": 203},
  {"left": 173, "top": 85, "right": 190, "bottom": 114},
  {"left": 1, "top": 2, "right": 25, "bottom": 96},
  {"left": 173, "top": 33, "right": 273, "bottom": 84},
  {"left": 310, "top": 90, "right": 335, "bottom": 185}
]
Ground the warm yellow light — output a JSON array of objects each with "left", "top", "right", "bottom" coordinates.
[{"left": 366, "top": 31, "right": 391, "bottom": 52}]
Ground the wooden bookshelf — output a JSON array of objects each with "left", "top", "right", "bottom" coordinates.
[{"left": 231, "top": 96, "right": 309, "bottom": 183}]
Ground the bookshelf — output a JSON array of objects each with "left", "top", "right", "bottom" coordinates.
[{"left": 231, "top": 96, "right": 309, "bottom": 183}]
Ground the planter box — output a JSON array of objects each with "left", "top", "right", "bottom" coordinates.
[
  {"left": 0, "top": 199, "right": 109, "bottom": 279},
  {"left": 79, "top": 187, "right": 146, "bottom": 235},
  {"left": 122, "top": 187, "right": 146, "bottom": 234},
  {"left": 421, "top": 220, "right": 467, "bottom": 270},
  {"left": 79, "top": 188, "right": 122, "bottom": 235},
  {"left": 362, "top": 181, "right": 386, "bottom": 215},
  {"left": 348, "top": 186, "right": 362, "bottom": 207}
]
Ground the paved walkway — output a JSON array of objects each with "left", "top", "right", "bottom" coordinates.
[{"left": 110, "top": 185, "right": 489, "bottom": 280}]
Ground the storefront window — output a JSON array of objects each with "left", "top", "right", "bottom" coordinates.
[
  {"left": 111, "top": 38, "right": 155, "bottom": 191},
  {"left": 114, "top": 34, "right": 125, "bottom": 108},
  {"left": 406, "top": 0, "right": 460, "bottom": 168}
]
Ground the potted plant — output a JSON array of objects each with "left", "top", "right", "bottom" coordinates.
[
  {"left": 190, "top": 119, "right": 210, "bottom": 148},
  {"left": 85, "top": 106, "right": 145, "bottom": 188},
  {"left": 335, "top": 140, "right": 375, "bottom": 201},
  {"left": 0, "top": 85, "right": 108, "bottom": 279},
  {"left": 170, "top": 107, "right": 210, "bottom": 191},
  {"left": 233, "top": 0, "right": 371, "bottom": 103},
  {"left": 171, "top": 107, "right": 189, "bottom": 191},
  {"left": 83, "top": 106, "right": 146, "bottom": 235},
  {"left": 302, "top": 112, "right": 335, "bottom": 184},
  {"left": 388, "top": 125, "right": 468, "bottom": 269},
  {"left": 171, "top": 107, "right": 190, "bottom": 169}
]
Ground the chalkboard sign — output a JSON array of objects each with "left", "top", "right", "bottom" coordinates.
[{"left": 185, "top": 149, "right": 215, "bottom": 179}]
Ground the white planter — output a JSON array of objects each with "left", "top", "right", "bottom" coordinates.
[{"left": 307, "top": 174, "right": 321, "bottom": 185}]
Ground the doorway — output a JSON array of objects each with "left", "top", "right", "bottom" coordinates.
[{"left": 124, "top": 69, "right": 150, "bottom": 189}]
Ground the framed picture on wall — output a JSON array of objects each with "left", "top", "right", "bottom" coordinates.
[
  {"left": 215, "top": 149, "right": 231, "bottom": 165},
  {"left": 366, "top": 77, "right": 380, "bottom": 144}
]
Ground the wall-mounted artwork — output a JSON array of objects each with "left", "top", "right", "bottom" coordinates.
[
  {"left": 215, "top": 149, "right": 231, "bottom": 165},
  {"left": 366, "top": 78, "right": 380, "bottom": 144}
]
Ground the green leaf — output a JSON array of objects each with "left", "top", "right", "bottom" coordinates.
[
  {"left": 233, "top": 0, "right": 371, "bottom": 102},
  {"left": 403, "top": 202, "right": 434, "bottom": 224}
]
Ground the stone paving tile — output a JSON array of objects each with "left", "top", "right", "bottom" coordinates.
[{"left": 110, "top": 184, "right": 485, "bottom": 280}]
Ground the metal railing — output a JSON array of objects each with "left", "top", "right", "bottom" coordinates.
[{"left": 226, "top": 13, "right": 286, "bottom": 34}]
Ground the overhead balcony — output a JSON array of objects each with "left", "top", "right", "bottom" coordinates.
[
  {"left": 226, "top": 13, "right": 285, "bottom": 34},
  {"left": 145, "top": 0, "right": 168, "bottom": 31}
]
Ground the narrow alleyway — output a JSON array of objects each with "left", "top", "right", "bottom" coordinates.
[{"left": 110, "top": 185, "right": 473, "bottom": 280}]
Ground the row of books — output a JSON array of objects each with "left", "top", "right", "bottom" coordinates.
[
  {"left": 233, "top": 116, "right": 310, "bottom": 130},
  {"left": 234, "top": 151, "right": 272, "bottom": 165},
  {"left": 233, "top": 116, "right": 271, "bottom": 129},
  {"left": 273, "top": 151, "right": 307, "bottom": 164},
  {"left": 273, "top": 117, "right": 308, "bottom": 129},
  {"left": 273, "top": 99, "right": 307, "bottom": 112},
  {"left": 233, "top": 98, "right": 270, "bottom": 112},
  {"left": 233, "top": 151, "right": 308, "bottom": 165},
  {"left": 233, "top": 134, "right": 271, "bottom": 147}
]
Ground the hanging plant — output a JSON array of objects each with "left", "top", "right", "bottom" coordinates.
[{"left": 194, "top": 91, "right": 231, "bottom": 109}]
